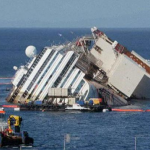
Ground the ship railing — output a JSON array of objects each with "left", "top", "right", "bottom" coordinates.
[
  {"left": 29, "top": 50, "right": 54, "bottom": 87},
  {"left": 53, "top": 54, "right": 77, "bottom": 87},
  {"left": 23, "top": 50, "right": 56, "bottom": 98},
  {"left": 10, "top": 48, "right": 48, "bottom": 101}
]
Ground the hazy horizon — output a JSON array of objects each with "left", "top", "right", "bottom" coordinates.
[{"left": 0, "top": 0, "right": 150, "bottom": 28}]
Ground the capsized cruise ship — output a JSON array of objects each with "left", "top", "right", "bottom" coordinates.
[
  {"left": 6, "top": 27, "right": 150, "bottom": 105},
  {"left": 6, "top": 44, "right": 99, "bottom": 104}
]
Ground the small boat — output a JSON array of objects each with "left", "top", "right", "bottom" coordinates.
[
  {"left": 0, "top": 114, "right": 34, "bottom": 147},
  {"left": 65, "top": 103, "right": 89, "bottom": 111}
]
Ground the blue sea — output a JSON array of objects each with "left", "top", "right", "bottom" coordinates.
[{"left": 0, "top": 28, "right": 150, "bottom": 150}]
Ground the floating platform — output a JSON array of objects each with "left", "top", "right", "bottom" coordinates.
[
  {"left": 19, "top": 104, "right": 66, "bottom": 111},
  {"left": 17, "top": 104, "right": 111, "bottom": 112}
]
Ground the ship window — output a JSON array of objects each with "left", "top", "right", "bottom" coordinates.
[
  {"left": 75, "top": 80, "right": 84, "bottom": 93},
  {"left": 80, "top": 90, "right": 88, "bottom": 100},
  {"left": 106, "top": 39, "right": 112, "bottom": 45},
  {"left": 53, "top": 53, "right": 77, "bottom": 87},
  {"left": 94, "top": 45, "right": 102, "bottom": 53},
  {"left": 26, "top": 50, "right": 55, "bottom": 92},
  {"left": 70, "top": 71, "right": 80, "bottom": 88},
  {"left": 60, "top": 67, "right": 75, "bottom": 88}
]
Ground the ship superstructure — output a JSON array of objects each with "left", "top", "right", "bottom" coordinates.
[
  {"left": 6, "top": 44, "right": 98, "bottom": 104},
  {"left": 90, "top": 27, "right": 150, "bottom": 99},
  {"left": 6, "top": 27, "right": 150, "bottom": 105}
]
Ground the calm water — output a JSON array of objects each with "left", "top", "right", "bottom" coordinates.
[{"left": 0, "top": 28, "right": 150, "bottom": 150}]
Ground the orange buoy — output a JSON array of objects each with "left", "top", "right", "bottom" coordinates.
[
  {"left": 145, "top": 109, "right": 150, "bottom": 112},
  {"left": 0, "top": 110, "right": 5, "bottom": 114},
  {"left": 112, "top": 108, "right": 144, "bottom": 112},
  {"left": 2, "top": 105, "right": 18, "bottom": 108}
]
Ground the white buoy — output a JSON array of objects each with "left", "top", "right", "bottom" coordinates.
[
  {"left": 103, "top": 109, "right": 109, "bottom": 112},
  {"left": 13, "top": 66, "right": 18, "bottom": 70},
  {"left": 25, "top": 45, "right": 37, "bottom": 58},
  {"left": 14, "top": 107, "right": 20, "bottom": 111}
]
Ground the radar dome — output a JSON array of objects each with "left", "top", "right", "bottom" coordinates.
[
  {"left": 25, "top": 46, "right": 37, "bottom": 58},
  {"left": 13, "top": 66, "right": 18, "bottom": 70}
]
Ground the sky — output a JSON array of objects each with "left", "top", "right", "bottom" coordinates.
[{"left": 0, "top": 0, "right": 150, "bottom": 28}]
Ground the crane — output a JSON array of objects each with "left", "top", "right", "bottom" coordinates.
[
  {"left": 7, "top": 115, "right": 22, "bottom": 133},
  {"left": 0, "top": 115, "right": 33, "bottom": 147}
]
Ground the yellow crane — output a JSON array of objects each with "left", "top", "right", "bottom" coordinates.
[{"left": 7, "top": 115, "right": 22, "bottom": 133}]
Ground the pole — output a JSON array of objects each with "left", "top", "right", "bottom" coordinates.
[
  {"left": 64, "top": 135, "right": 66, "bottom": 150},
  {"left": 135, "top": 137, "right": 136, "bottom": 150}
]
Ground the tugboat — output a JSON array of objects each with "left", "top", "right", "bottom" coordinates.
[{"left": 0, "top": 114, "right": 34, "bottom": 147}]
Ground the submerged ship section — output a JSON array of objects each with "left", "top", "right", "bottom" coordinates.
[{"left": 6, "top": 27, "right": 150, "bottom": 106}]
